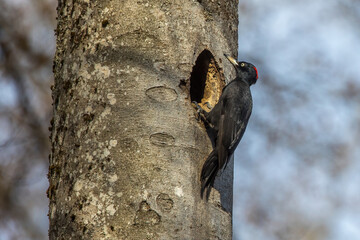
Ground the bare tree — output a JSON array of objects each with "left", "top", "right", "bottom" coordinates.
[{"left": 49, "top": 0, "right": 238, "bottom": 239}]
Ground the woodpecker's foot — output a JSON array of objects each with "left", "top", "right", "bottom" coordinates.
[
  {"left": 192, "top": 101, "right": 205, "bottom": 121},
  {"left": 204, "top": 102, "right": 213, "bottom": 110},
  {"left": 192, "top": 101, "right": 202, "bottom": 110},
  {"left": 192, "top": 101, "right": 212, "bottom": 126}
]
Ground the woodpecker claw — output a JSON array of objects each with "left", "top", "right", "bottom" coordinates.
[
  {"left": 192, "top": 101, "right": 203, "bottom": 121},
  {"left": 204, "top": 102, "right": 213, "bottom": 110},
  {"left": 192, "top": 101, "right": 201, "bottom": 109},
  {"left": 192, "top": 101, "right": 214, "bottom": 128},
  {"left": 192, "top": 101, "right": 209, "bottom": 123}
]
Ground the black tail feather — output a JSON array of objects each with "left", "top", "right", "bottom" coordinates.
[{"left": 200, "top": 150, "right": 219, "bottom": 199}]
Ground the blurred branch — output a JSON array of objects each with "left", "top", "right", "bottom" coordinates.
[{"left": 0, "top": 0, "right": 56, "bottom": 239}]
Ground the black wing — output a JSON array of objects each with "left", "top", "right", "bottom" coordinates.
[{"left": 217, "top": 90, "right": 252, "bottom": 169}]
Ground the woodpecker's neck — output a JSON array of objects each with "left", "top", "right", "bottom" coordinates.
[
  {"left": 236, "top": 74, "right": 256, "bottom": 86},
  {"left": 235, "top": 69, "right": 252, "bottom": 84}
]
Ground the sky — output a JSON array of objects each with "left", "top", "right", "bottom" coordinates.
[{"left": 234, "top": 0, "right": 360, "bottom": 239}]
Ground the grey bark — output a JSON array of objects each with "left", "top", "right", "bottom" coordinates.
[{"left": 49, "top": 0, "right": 238, "bottom": 239}]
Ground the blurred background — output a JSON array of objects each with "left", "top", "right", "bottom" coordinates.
[
  {"left": 0, "top": 0, "right": 55, "bottom": 239},
  {"left": 235, "top": 0, "right": 360, "bottom": 239},
  {"left": 0, "top": 0, "right": 359, "bottom": 239}
]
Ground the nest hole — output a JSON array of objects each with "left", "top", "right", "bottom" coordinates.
[{"left": 190, "top": 50, "right": 225, "bottom": 112}]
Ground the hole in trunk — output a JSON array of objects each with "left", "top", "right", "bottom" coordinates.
[{"left": 190, "top": 50, "right": 225, "bottom": 112}]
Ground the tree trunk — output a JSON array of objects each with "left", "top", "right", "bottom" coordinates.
[{"left": 48, "top": 0, "right": 238, "bottom": 239}]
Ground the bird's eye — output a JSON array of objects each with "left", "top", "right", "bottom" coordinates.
[{"left": 240, "top": 63, "right": 245, "bottom": 67}]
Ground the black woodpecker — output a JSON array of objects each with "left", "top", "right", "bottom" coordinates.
[{"left": 194, "top": 54, "right": 258, "bottom": 198}]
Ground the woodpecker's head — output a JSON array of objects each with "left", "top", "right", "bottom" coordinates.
[{"left": 224, "top": 54, "right": 258, "bottom": 85}]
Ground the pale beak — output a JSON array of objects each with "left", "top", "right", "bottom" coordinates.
[{"left": 224, "top": 54, "right": 239, "bottom": 66}]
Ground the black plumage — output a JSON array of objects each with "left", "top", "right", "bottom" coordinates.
[{"left": 195, "top": 54, "right": 258, "bottom": 198}]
